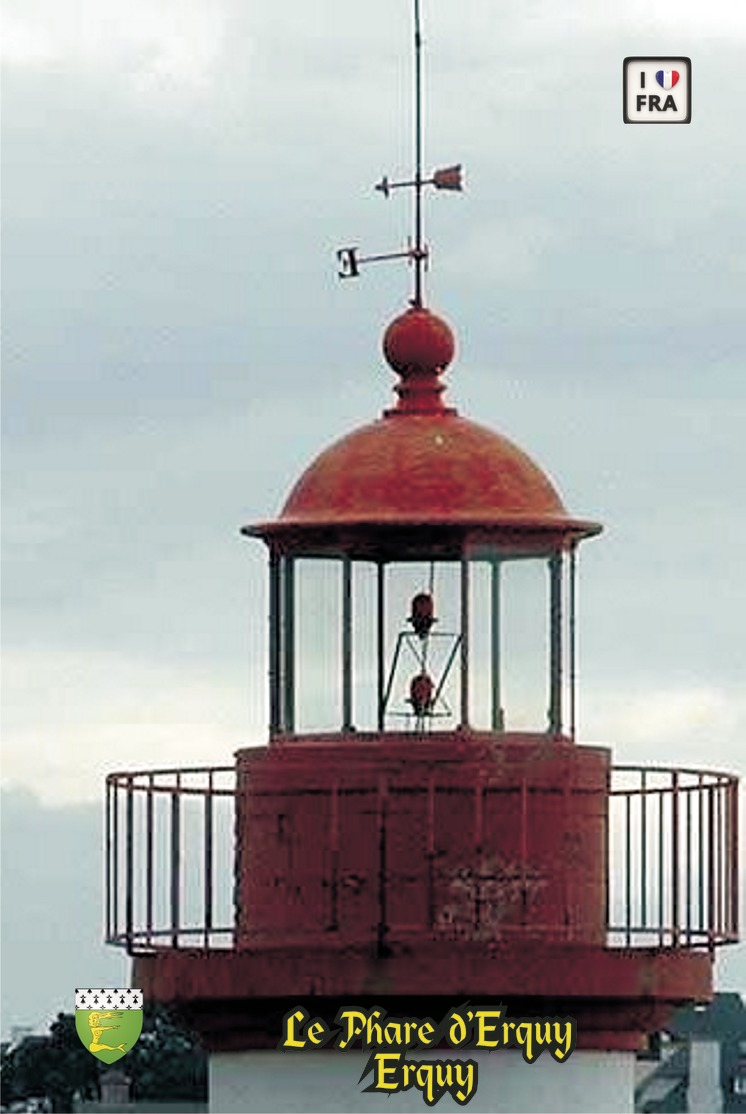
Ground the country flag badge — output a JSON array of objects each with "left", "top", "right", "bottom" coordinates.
[
  {"left": 656, "top": 69, "right": 679, "bottom": 90},
  {"left": 75, "top": 989, "right": 143, "bottom": 1063},
  {"left": 623, "top": 57, "right": 691, "bottom": 123}
]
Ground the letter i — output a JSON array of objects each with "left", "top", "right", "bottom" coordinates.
[{"left": 640, "top": 72, "right": 646, "bottom": 88}]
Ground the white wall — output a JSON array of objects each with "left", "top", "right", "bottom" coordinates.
[
  {"left": 210, "top": 1049, "right": 634, "bottom": 1113},
  {"left": 688, "top": 1039, "right": 722, "bottom": 1114}
]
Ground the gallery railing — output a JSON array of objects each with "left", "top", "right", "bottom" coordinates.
[
  {"left": 105, "top": 762, "right": 738, "bottom": 952},
  {"left": 105, "top": 766, "right": 236, "bottom": 950},
  {"left": 607, "top": 765, "right": 738, "bottom": 948}
]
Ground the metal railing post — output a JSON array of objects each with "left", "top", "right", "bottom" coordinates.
[
  {"left": 672, "top": 771, "right": 680, "bottom": 946},
  {"left": 707, "top": 784, "right": 715, "bottom": 946},
  {"left": 171, "top": 776, "right": 181, "bottom": 948},
  {"left": 640, "top": 770, "right": 647, "bottom": 929},
  {"left": 146, "top": 775, "right": 154, "bottom": 947},
  {"left": 204, "top": 771, "right": 214, "bottom": 948},
  {"left": 105, "top": 777, "right": 112, "bottom": 942},
  {"left": 112, "top": 778, "right": 119, "bottom": 943},
  {"left": 625, "top": 790, "right": 632, "bottom": 946},
  {"left": 125, "top": 778, "right": 134, "bottom": 948},
  {"left": 731, "top": 778, "right": 740, "bottom": 940}
]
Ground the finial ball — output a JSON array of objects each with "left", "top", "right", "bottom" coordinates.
[{"left": 383, "top": 306, "right": 455, "bottom": 378}]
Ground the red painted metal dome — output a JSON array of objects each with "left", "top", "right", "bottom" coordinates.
[
  {"left": 245, "top": 307, "right": 601, "bottom": 556},
  {"left": 279, "top": 413, "right": 567, "bottom": 525}
]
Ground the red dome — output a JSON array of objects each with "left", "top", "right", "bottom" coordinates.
[
  {"left": 243, "top": 307, "right": 602, "bottom": 557},
  {"left": 245, "top": 411, "right": 601, "bottom": 557},
  {"left": 279, "top": 411, "right": 565, "bottom": 523}
]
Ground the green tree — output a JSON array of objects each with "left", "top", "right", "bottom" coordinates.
[
  {"left": 1, "top": 1040, "right": 20, "bottom": 1108},
  {"left": 127, "top": 1005, "right": 207, "bottom": 1103},
  {"left": 1, "top": 1013, "right": 98, "bottom": 1112},
  {"left": 1, "top": 1005, "right": 207, "bottom": 1110}
]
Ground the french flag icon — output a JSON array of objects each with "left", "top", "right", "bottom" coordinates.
[{"left": 656, "top": 69, "right": 680, "bottom": 89}]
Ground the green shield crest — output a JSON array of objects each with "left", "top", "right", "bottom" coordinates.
[{"left": 75, "top": 988, "right": 143, "bottom": 1063}]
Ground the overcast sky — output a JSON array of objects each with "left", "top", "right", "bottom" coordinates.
[{"left": 2, "top": 0, "right": 745, "bottom": 1035}]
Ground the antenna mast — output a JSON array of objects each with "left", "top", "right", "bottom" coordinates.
[
  {"left": 413, "top": 0, "right": 425, "bottom": 307},
  {"left": 336, "top": 0, "right": 463, "bottom": 300}
]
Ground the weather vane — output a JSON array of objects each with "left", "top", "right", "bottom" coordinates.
[{"left": 336, "top": 0, "right": 463, "bottom": 307}]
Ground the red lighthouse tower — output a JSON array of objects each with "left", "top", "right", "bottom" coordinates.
[
  {"left": 107, "top": 298, "right": 738, "bottom": 1110},
  {"left": 105, "top": 9, "right": 739, "bottom": 1112}
]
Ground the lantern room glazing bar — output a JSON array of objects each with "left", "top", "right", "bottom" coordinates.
[
  {"left": 342, "top": 557, "right": 354, "bottom": 731},
  {"left": 268, "top": 549, "right": 281, "bottom": 735},
  {"left": 569, "top": 544, "right": 577, "bottom": 741},
  {"left": 548, "top": 552, "right": 563, "bottom": 735},
  {"left": 282, "top": 557, "right": 295, "bottom": 733},
  {"left": 459, "top": 555, "right": 470, "bottom": 728},
  {"left": 490, "top": 559, "right": 505, "bottom": 732},
  {"left": 376, "top": 562, "right": 386, "bottom": 731}
]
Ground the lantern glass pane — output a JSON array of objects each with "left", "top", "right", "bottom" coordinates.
[
  {"left": 295, "top": 559, "right": 342, "bottom": 732},
  {"left": 501, "top": 558, "right": 548, "bottom": 731}
]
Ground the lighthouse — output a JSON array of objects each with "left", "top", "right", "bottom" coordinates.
[{"left": 105, "top": 6, "right": 738, "bottom": 1112}]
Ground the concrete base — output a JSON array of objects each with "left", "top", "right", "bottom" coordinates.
[{"left": 209, "top": 1049, "right": 635, "bottom": 1113}]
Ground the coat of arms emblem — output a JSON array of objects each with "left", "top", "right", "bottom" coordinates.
[{"left": 75, "top": 989, "right": 143, "bottom": 1063}]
